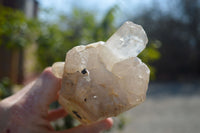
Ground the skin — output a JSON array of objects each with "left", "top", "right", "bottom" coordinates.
[{"left": 0, "top": 67, "right": 113, "bottom": 133}]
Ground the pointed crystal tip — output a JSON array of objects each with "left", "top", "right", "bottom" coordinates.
[{"left": 106, "top": 21, "right": 148, "bottom": 59}]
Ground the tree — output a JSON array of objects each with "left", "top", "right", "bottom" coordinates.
[
  {"left": 0, "top": 5, "right": 37, "bottom": 83},
  {"left": 132, "top": 0, "right": 200, "bottom": 80}
]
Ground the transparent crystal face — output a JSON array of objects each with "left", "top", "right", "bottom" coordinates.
[{"left": 106, "top": 21, "right": 148, "bottom": 59}]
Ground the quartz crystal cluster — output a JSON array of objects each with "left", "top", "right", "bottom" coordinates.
[{"left": 52, "top": 21, "right": 150, "bottom": 124}]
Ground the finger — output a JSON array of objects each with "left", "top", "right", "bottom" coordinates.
[
  {"left": 24, "top": 67, "right": 62, "bottom": 109},
  {"left": 39, "top": 67, "right": 62, "bottom": 104},
  {"left": 47, "top": 108, "right": 68, "bottom": 121},
  {"left": 54, "top": 118, "right": 113, "bottom": 133}
]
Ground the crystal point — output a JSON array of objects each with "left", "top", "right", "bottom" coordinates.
[{"left": 106, "top": 21, "right": 148, "bottom": 59}]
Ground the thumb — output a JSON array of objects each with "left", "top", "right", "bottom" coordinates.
[
  {"left": 37, "top": 67, "right": 61, "bottom": 104},
  {"left": 54, "top": 118, "right": 113, "bottom": 133},
  {"left": 24, "top": 67, "right": 61, "bottom": 110}
]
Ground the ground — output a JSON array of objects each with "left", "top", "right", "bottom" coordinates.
[{"left": 110, "top": 81, "right": 200, "bottom": 133}]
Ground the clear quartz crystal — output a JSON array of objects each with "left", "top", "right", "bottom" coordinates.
[
  {"left": 52, "top": 21, "right": 150, "bottom": 125},
  {"left": 106, "top": 21, "right": 148, "bottom": 59}
]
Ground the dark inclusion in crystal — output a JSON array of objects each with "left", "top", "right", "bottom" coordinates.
[
  {"left": 72, "top": 110, "right": 82, "bottom": 119},
  {"left": 84, "top": 98, "right": 87, "bottom": 102},
  {"left": 81, "top": 68, "right": 87, "bottom": 74}
]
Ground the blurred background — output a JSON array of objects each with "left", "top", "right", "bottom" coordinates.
[{"left": 0, "top": 0, "right": 200, "bottom": 132}]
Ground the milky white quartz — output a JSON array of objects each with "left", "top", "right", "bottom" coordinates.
[{"left": 52, "top": 21, "right": 150, "bottom": 124}]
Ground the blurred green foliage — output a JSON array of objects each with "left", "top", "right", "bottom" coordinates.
[
  {"left": 0, "top": 78, "right": 13, "bottom": 100},
  {"left": 117, "top": 115, "right": 126, "bottom": 130},
  {"left": 0, "top": 6, "right": 38, "bottom": 49},
  {"left": 139, "top": 40, "right": 161, "bottom": 80},
  {"left": 0, "top": 5, "right": 38, "bottom": 100}
]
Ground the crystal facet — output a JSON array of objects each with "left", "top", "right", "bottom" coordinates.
[
  {"left": 106, "top": 21, "right": 148, "bottom": 59},
  {"left": 52, "top": 62, "right": 65, "bottom": 78},
  {"left": 52, "top": 21, "right": 150, "bottom": 124}
]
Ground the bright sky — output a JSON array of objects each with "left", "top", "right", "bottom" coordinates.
[{"left": 38, "top": 0, "right": 169, "bottom": 25}]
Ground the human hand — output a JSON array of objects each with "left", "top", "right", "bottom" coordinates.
[{"left": 0, "top": 68, "right": 113, "bottom": 133}]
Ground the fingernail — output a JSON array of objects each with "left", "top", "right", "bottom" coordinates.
[{"left": 103, "top": 118, "right": 113, "bottom": 129}]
